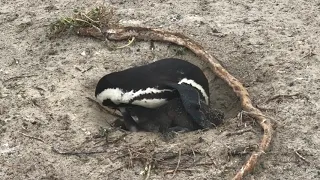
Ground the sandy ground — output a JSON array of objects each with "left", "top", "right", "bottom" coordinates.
[{"left": 1, "top": 0, "right": 320, "bottom": 179}]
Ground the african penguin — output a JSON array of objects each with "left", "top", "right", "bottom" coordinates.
[{"left": 95, "top": 58, "right": 210, "bottom": 131}]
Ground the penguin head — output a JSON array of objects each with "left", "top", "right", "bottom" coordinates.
[{"left": 95, "top": 75, "right": 123, "bottom": 108}]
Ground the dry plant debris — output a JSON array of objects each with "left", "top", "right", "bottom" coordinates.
[{"left": 48, "top": 5, "right": 274, "bottom": 180}]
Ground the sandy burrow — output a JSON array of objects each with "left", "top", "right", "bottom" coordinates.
[{"left": 1, "top": 0, "right": 320, "bottom": 180}]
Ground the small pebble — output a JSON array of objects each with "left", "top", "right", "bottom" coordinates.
[{"left": 80, "top": 51, "right": 86, "bottom": 57}]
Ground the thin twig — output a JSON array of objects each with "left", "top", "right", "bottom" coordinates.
[
  {"left": 74, "top": 18, "right": 91, "bottom": 24},
  {"left": 80, "top": 12, "right": 100, "bottom": 24},
  {"left": 191, "top": 148, "right": 196, "bottom": 163},
  {"left": 107, "top": 165, "right": 126, "bottom": 177},
  {"left": 225, "top": 127, "right": 254, "bottom": 137},
  {"left": 204, "top": 152, "right": 218, "bottom": 168},
  {"left": 241, "top": 110, "right": 278, "bottom": 123},
  {"left": 82, "top": 66, "right": 94, "bottom": 73},
  {"left": 108, "top": 132, "right": 129, "bottom": 144},
  {"left": 4, "top": 75, "right": 38, "bottom": 82},
  {"left": 51, "top": 146, "right": 109, "bottom": 155},
  {"left": 295, "top": 151, "right": 311, "bottom": 164},
  {"left": 86, "top": 97, "right": 122, "bottom": 118},
  {"left": 256, "top": 104, "right": 276, "bottom": 112},
  {"left": 19, "top": 132, "right": 44, "bottom": 143},
  {"left": 116, "top": 37, "right": 135, "bottom": 49},
  {"left": 70, "top": 17, "right": 101, "bottom": 33},
  {"left": 171, "top": 149, "right": 181, "bottom": 179},
  {"left": 165, "top": 168, "right": 199, "bottom": 174},
  {"left": 144, "top": 164, "right": 152, "bottom": 180},
  {"left": 265, "top": 93, "right": 301, "bottom": 104},
  {"left": 128, "top": 148, "right": 133, "bottom": 168}
]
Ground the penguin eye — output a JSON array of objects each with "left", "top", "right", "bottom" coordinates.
[{"left": 102, "top": 99, "right": 117, "bottom": 107}]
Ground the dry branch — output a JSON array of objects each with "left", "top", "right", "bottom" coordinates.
[{"left": 49, "top": 6, "right": 273, "bottom": 180}]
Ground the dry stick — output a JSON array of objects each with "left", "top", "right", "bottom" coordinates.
[
  {"left": 51, "top": 146, "right": 109, "bottom": 155},
  {"left": 171, "top": 149, "right": 182, "bottom": 179},
  {"left": 295, "top": 151, "right": 310, "bottom": 164},
  {"left": 166, "top": 168, "right": 199, "bottom": 174},
  {"left": 264, "top": 93, "right": 301, "bottom": 104},
  {"left": 225, "top": 127, "right": 254, "bottom": 137},
  {"left": 86, "top": 97, "right": 122, "bottom": 118},
  {"left": 19, "top": 132, "right": 45, "bottom": 143},
  {"left": 4, "top": 74, "right": 38, "bottom": 82},
  {"left": 77, "top": 26, "right": 273, "bottom": 180}
]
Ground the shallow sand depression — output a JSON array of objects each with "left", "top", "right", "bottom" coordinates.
[{"left": 1, "top": 0, "right": 320, "bottom": 179}]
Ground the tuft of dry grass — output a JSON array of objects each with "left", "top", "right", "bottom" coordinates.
[{"left": 48, "top": 6, "right": 115, "bottom": 39}]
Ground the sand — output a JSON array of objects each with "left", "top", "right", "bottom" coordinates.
[{"left": 1, "top": 0, "right": 319, "bottom": 179}]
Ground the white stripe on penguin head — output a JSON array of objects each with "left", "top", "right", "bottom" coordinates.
[
  {"left": 96, "top": 88, "right": 124, "bottom": 104},
  {"left": 178, "top": 78, "right": 209, "bottom": 105}
]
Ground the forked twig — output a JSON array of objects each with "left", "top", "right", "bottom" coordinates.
[
  {"left": 144, "top": 164, "right": 152, "bottom": 180},
  {"left": 51, "top": 6, "right": 273, "bottom": 179}
]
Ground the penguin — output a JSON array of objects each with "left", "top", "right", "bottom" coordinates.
[{"left": 95, "top": 58, "right": 210, "bottom": 131}]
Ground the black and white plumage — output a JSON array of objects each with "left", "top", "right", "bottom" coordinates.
[{"left": 95, "top": 58, "right": 210, "bottom": 131}]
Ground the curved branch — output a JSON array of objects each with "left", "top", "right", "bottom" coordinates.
[{"left": 77, "top": 26, "right": 273, "bottom": 180}]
